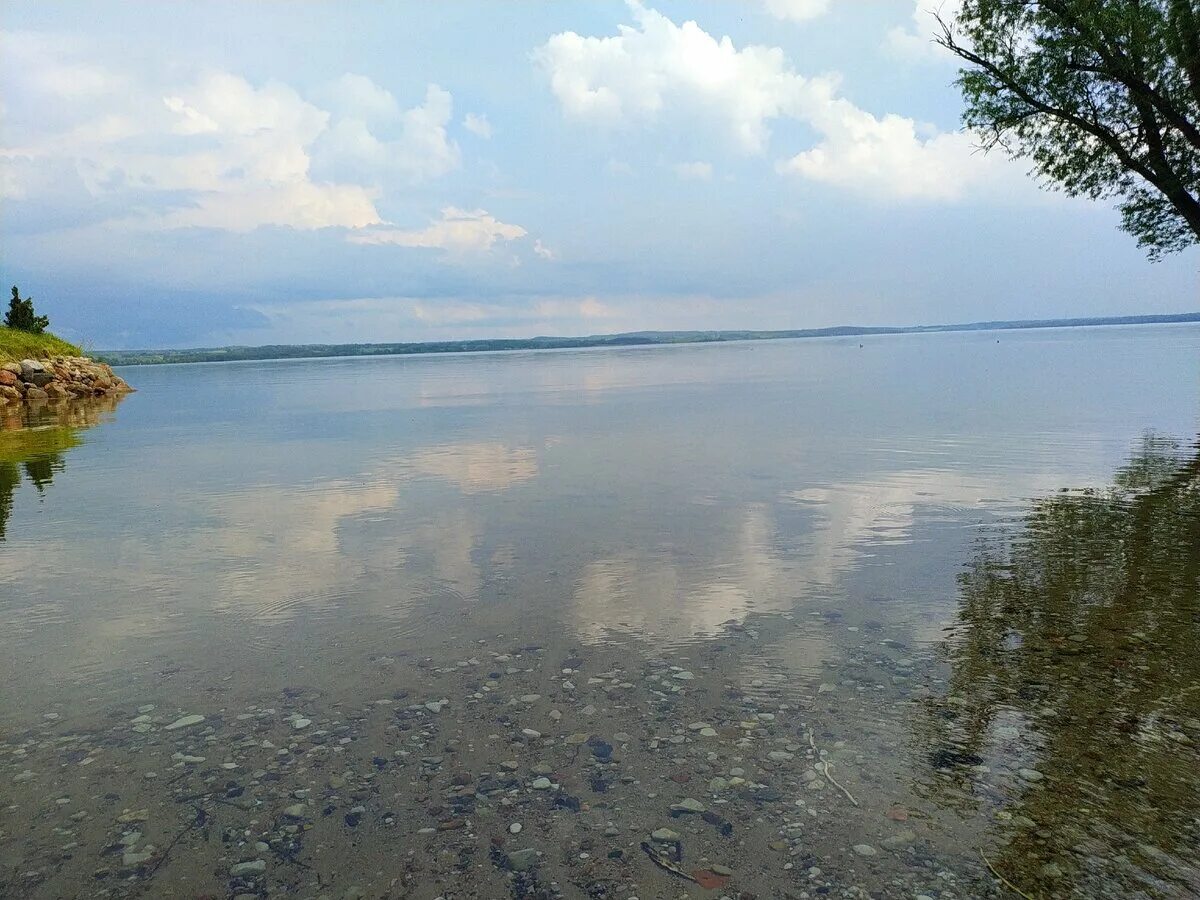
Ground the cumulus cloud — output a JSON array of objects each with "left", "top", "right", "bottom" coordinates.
[
  {"left": 673, "top": 161, "right": 713, "bottom": 180},
  {"left": 157, "top": 73, "right": 331, "bottom": 187},
  {"left": 534, "top": 2, "right": 809, "bottom": 153},
  {"left": 533, "top": 238, "right": 558, "bottom": 260},
  {"left": 535, "top": 2, "right": 1005, "bottom": 201},
  {"left": 762, "top": 0, "right": 831, "bottom": 23},
  {"left": 148, "top": 73, "right": 385, "bottom": 229},
  {"left": 348, "top": 207, "right": 527, "bottom": 256},
  {"left": 109, "top": 72, "right": 383, "bottom": 230},
  {"left": 2, "top": 55, "right": 377, "bottom": 229},
  {"left": 312, "top": 81, "right": 461, "bottom": 183},
  {"left": 775, "top": 79, "right": 982, "bottom": 200},
  {"left": 316, "top": 72, "right": 402, "bottom": 121},
  {"left": 1, "top": 40, "right": 465, "bottom": 232},
  {"left": 463, "top": 112, "right": 493, "bottom": 138}
]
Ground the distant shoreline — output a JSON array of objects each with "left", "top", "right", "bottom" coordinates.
[{"left": 96, "top": 312, "right": 1200, "bottom": 366}]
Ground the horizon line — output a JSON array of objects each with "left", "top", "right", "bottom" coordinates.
[{"left": 95, "top": 310, "right": 1200, "bottom": 364}]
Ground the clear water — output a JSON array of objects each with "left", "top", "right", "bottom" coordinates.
[{"left": 1, "top": 325, "right": 1198, "bottom": 898}]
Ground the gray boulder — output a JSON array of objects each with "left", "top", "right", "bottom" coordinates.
[{"left": 503, "top": 848, "right": 540, "bottom": 872}]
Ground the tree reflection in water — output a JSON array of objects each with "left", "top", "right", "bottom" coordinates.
[
  {"left": 0, "top": 397, "right": 123, "bottom": 541},
  {"left": 924, "top": 433, "right": 1200, "bottom": 897}
]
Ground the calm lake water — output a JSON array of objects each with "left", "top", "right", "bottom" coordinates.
[{"left": 2, "top": 325, "right": 1198, "bottom": 899}]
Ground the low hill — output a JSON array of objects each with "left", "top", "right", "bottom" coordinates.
[{"left": 0, "top": 328, "right": 83, "bottom": 364}]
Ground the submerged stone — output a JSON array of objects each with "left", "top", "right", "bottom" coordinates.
[{"left": 163, "top": 714, "right": 205, "bottom": 731}]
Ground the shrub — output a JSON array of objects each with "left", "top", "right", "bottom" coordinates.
[{"left": 5, "top": 286, "right": 50, "bottom": 334}]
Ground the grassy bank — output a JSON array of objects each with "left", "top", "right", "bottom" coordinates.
[{"left": 0, "top": 328, "right": 82, "bottom": 364}]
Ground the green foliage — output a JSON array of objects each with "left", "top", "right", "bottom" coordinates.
[
  {"left": 939, "top": 0, "right": 1200, "bottom": 259},
  {"left": 5, "top": 286, "right": 50, "bottom": 334}
]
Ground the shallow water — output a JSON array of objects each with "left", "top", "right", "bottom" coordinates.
[{"left": 1, "top": 326, "right": 1198, "bottom": 898}]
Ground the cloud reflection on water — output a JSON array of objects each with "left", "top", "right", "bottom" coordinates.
[
  {"left": 409, "top": 442, "right": 538, "bottom": 493},
  {"left": 571, "top": 503, "right": 790, "bottom": 644}
]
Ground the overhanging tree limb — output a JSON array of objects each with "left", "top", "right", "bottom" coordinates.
[
  {"left": 936, "top": 18, "right": 1162, "bottom": 183},
  {"left": 935, "top": 0, "right": 1200, "bottom": 258}
]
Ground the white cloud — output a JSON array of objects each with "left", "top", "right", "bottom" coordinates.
[
  {"left": 463, "top": 112, "right": 493, "bottom": 138},
  {"left": 0, "top": 160, "right": 20, "bottom": 200},
  {"left": 164, "top": 73, "right": 328, "bottom": 143},
  {"left": 395, "top": 85, "right": 461, "bottom": 179},
  {"left": 158, "top": 72, "right": 330, "bottom": 187},
  {"left": 533, "top": 238, "right": 558, "bottom": 259},
  {"left": 148, "top": 73, "right": 384, "bottom": 228},
  {"left": 0, "top": 31, "right": 125, "bottom": 100},
  {"left": 886, "top": 0, "right": 963, "bottom": 61},
  {"left": 314, "top": 82, "right": 461, "bottom": 183},
  {"left": 348, "top": 207, "right": 527, "bottom": 256},
  {"left": 673, "top": 160, "right": 712, "bottom": 180},
  {"left": 2, "top": 49, "right": 389, "bottom": 230},
  {"left": 318, "top": 72, "right": 402, "bottom": 121},
  {"left": 159, "top": 182, "right": 382, "bottom": 232},
  {"left": 536, "top": 2, "right": 1012, "bottom": 202},
  {"left": 762, "top": 0, "right": 831, "bottom": 23},
  {"left": 776, "top": 80, "right": 981, "bottom": 200},
  {"left": 534, "top": 2, "right": 810, "bottom": 153},
  {"left": 119, "top": 72, "right": 383, "bottom": 229},
  {"left": 1, "top": 43, "right": 466, "bottom": 232}
]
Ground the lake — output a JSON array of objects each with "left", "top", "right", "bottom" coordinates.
[{"left": 2, "top": 325, "right": 1198, "bottom": 898}]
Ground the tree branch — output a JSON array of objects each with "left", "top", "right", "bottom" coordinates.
[
  {"left": 935, "top": 15, "right": 1162, "bottom": 188},
  {"left": 1042, "top": 0, "right": 1200, "bottom": 150}
]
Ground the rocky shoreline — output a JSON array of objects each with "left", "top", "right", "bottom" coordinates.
[{"left": 0, "top": 356, "right": 134, "bottom": 404}]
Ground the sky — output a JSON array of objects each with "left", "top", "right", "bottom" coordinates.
[{"left": 1, "top": 0, "right": 1197, "bottom": 350}]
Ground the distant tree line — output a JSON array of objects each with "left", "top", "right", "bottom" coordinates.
[{"left": 95, "top": 313, "right": 1200, "bottom": 367}]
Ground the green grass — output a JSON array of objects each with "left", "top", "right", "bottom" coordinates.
[{"left": 0, "top": 327, "right": 82, "bottom": 364}]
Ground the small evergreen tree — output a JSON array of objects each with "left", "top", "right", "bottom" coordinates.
[{"left": 5, "top": 286, "right": 50, "bottom": 334}]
